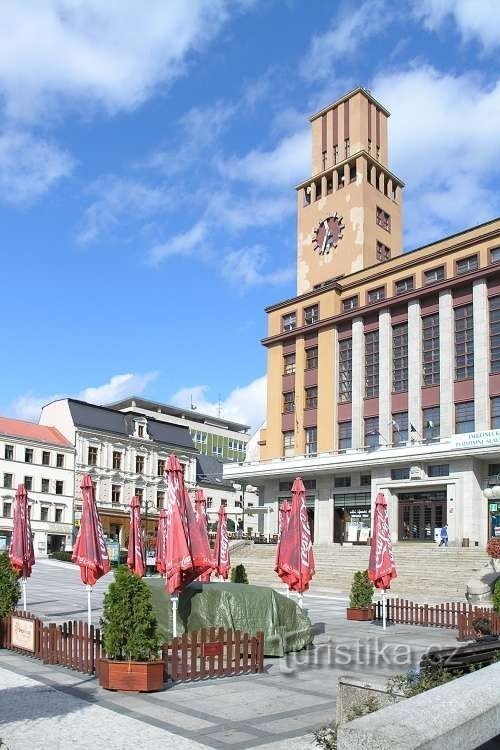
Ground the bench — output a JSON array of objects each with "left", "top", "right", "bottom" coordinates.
[{"left": 420, "top": 639, "right": 500, "bottom": 674}]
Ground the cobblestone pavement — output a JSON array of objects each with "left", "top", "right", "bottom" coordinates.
[{"left": 0, "top": 560, "right": 462, "bottom": 749}]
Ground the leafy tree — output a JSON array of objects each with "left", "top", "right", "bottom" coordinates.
[
  {"left": 0, "top": 553, "right": 20, "bottom": 617},
  {"left": 101, "top": 565, "right": 160, "bottom": 661},
  {"left": 349, "top": 570, "right": 374, "bottom": 609},
  {"left": 231, "top": 563, "right": 249, "bottom": 584}
]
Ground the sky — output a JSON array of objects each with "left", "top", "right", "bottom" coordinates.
[{"left": 1, "top": 0, "right": 500, "bottom": 432}]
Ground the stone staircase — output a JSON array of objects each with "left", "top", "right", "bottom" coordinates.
[{"left": 231, "top": 542, "right": 491, "bottom": 601}]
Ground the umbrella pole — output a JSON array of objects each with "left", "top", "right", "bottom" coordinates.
[
  {"left": 297, "top": 593, "right": 303, "bottom": 609},
  {"left": 172, "top": 595, "right": 178, "bottom": 638},
  {"left": 86, "top": 585, "right": 92, "bottom": 626},
  {"left": 22, "top": 577, "right": 27, "bottom": 612},
  {"left": 382, "top": 589, "right": 386, "bottom": 631}
]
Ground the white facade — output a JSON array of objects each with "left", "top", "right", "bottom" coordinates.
[
  {"left": 40, "top": 399, "right": 198, "bottom": 548},
  {"left": 224, "top": 431, "right": 500, "bottom": 548},
  {"left": 0, "top": 425, "right": 75, "bottom": 556}
]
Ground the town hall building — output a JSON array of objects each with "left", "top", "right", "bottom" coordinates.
[{"left": 224, "top": 87, "right": 500, "bottom": 549}]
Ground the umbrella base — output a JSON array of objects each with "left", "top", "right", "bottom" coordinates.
[
  {"left": 98, "top": 659, "right": 165, "bottom": 692},
  {"left": 346, "top": 607, "right": 374, "bottom": 622}
]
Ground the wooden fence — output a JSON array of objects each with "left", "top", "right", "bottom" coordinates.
[
  {"left": 457, "top": 609, "right": 500, "bottom": 641},
  {"left": 162, "top": 627, "right": 265, "bottom": 682},
  {"left": 1, "top": 610, "right": 103, "bottom": 675},
  {"left": 2, "top": 612, "right": 264, "bottom": 683},
  {"left": 373, "top": 598, "right": 494, "bottom": 632}
]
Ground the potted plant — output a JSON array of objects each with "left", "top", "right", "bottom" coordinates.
[
  {"left": 98, "top": 565, "right": 164, "bottom": 691},
  {"left": 346, "top": 570, "right": 374, "bottom": 621}
]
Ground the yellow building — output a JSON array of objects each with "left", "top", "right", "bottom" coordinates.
[{"left": 225, "top": 87, "right": 500, "bottom": 549}]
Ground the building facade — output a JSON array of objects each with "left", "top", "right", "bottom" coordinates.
[
  {"left": 110, "top": 397, "right": 249, "bottom": 462},
  {"left": 39, "top": 398, "right": 199, "bottom": 548},
  {"left": 224, "top": 87, "right": 500, "bottom": 549},
  {"left": 0, "top": 417, "right": 75, "bottom": 556}
]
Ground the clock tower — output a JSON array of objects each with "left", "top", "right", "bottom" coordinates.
[{"left": 296, "top": 88, "right": 404, "bottom": 295}]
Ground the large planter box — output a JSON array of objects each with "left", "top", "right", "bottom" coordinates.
[
  {"left": 346, "top": 607, "right": 373, "bottom": 622},
  {"left": 98, "top": 659, "right": 165, "bottom": 692}
]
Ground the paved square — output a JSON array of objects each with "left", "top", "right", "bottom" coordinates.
[{"left": 0, "top": 560, "right": 463, "bottom": 749}]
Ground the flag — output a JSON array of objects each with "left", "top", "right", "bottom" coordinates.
[
  {"left": 391, "top": 420, "right": 400, "bottom": 432},
  {"left": 366, "top": 428, "right": 380, "bottom": 436},
  {"left": 425, "top": 419, "right": 434, "bottom": 429},
  {"left": 410, "top": 423, "right": 418, "bottom": 433}
]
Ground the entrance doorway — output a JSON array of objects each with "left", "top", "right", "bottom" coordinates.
[{"left": 398, "top": 491, "right": 447, "bottom": 541}]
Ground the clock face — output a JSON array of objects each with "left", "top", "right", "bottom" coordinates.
[{"left": 313, "top": 214, "right": 345, "bottom": 255}]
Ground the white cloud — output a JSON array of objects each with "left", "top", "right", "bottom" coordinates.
[
  {"left": 170, "top": 376, "right": 266, "bottom": 432},
  {"left": 372, "top": 66, "right": 500, "bottom": 244},
  {"left": 0, "top": 1, "right": 241, "bottom": 122},
  {"left": 300, "top": 0, "right": 387, "bottom": 81},
  {"left": 140, "top": 101, "right": 237, "bottom": 176},
  {"left": 414, "top": 0, "right": 500, "bottom": 51},
  {"left": 0, "top": 130, "right": 74, "bottom": 204},
  {"left": 222, "top": 128, "right": 310, "bottom": 188},
  {"left": 210, "top": 191, "right": 295, "bottom": 230},
  {"left": 77, "top": 176, "right": 176, "bottom": 244},
  {"left": 148, "top": 221, "right": 207, "bottom": 266},
  {"left": 221, "top": 245, "right": 295, "bottom": 289},
  {"left": 10, "top": 371, "right": 158, "bottom": 421}
]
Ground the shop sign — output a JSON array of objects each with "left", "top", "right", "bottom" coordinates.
[
  {"left": 453, "top": 429, "right": 500, "bottom": 450},
  {"left": 11, "top": 616, "right": 35, "bottom": 652}
]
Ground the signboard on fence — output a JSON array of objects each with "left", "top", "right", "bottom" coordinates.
[
  {"left": 11, "top": 616, "right": 35, "bottom": 652},
  {"left": 106, "top": 539, "right": 120, "bottom": 563},
  {"left": 202, "top": 641, "right": 223, "bottom": 658}
]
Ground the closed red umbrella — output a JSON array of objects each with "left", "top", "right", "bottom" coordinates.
[
  {"left": 127, "top": 495, "right": 145, "bottom": 577},
  {"left": 277, "top": 477, "right": 315, "bottom": 605},
  {"left": 275, "top": 498, "right": 292, "bottom": 591},
  {"left": 9, "top": 484, "right": 35, "bottom": 611},
  {"left": 164, "top": 454, "right": 212, "bottom": 635},
  {"left": 194, "top": 488, "right": 212, "bottom": 583},
  {"left": 368, "top": 491, "right": 397, "bottom": 630},
  {"left": 213, "top": 504, "right": 231, "bottom": 580},
  {"left": 72, "top": 474, "right": 111, "bottom": 624},
  {"left": 155, "top": 508, "right": 167, "bottom": 575}
]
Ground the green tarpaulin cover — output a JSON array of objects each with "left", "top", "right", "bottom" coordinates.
[{"left": 147, "top": 579, "right": 314, "bottom": 657}]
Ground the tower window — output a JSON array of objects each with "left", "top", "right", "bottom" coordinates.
[
  {"left": 349, "top": 164, "right": 356, "bottom": 183},
  {"left": 376, "top": 241, "right": 390, "bottom": 261},
  {"left": 283, "top": 391, "right": 295, "bottom": 414},
  {"left": 338, "top": 421, "right": 352, "bottom": 450},
  {"left": 338, "top": 339, "right": 352, "bottom": 402},
  {"left": 422, "top": 313, "right": 440, "bottom": 386},
  {"left": 455, "top": 304, "right": 474, "bottom": 380},
  {"left": 315, "top": 180, "right": 322, "bottom": 200},
  {"left": 283, "top": 431, "right": 295, "bottom": 457},
  {"left": 365, "top": 331, "right": 379, "bottom": 397},
  {"left": 283, "top": 352, "right": 296, "bottom": 375},
  {"left": 322, "top": 152, "right": 327, "bottom": 170},
  {"left": 376, "top": 207, "right": 391, "bottom": 231},
  {"left": 344, "top": 139, "right": 350, "bottom": 158},
  {"left": 327, "top": 175, "right": 333, "bottom": 194},
  {"left": 305, "top": 346, "right": 318, "bottom": 370},
  {"left": 304, "top": 186, "right": 311, "bottom": 206},
  {"left": 305, "top": 386, "right": 318, "bottom": 409},
  {"left": 305, "top": 427, "right": 317, "bottom": 456},
  {"left": 337, "top": 168, "right": 345, "bottom": 189},
  {"left": 333, "top": 145, "right": 339, "bottom": 164},
  {"left": 392, "top": 323, "right": 408, "bottom": 393},
  {"left": 368, "top": 139, "right": 372, "bottom": 153}
]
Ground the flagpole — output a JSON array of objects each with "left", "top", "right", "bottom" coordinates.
[
  {"left": 22, "top": 577, "right": 27, "bottom": 612},
  {"left": 172, "top": 595, "right": 178, "bottom": 638},
  {"left": 382, "top": 589, "right": 386, "bottom": 630}
]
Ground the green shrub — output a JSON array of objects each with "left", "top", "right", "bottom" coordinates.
[
  {"left": 101, "top": 565, "right": 160, "bottom": 661},
  {"left": 349, "top": 570, "right": 374, "bottom": 609},
  {"left": 231, "top": 564, "right": 249, "bottom": 584},
  {"left": 493, "top": 578, "right": 500, "bottom": 614},
  {"left": 49, "top": 551, "right": 73, "bottom": 562},
  {"left": 0, "top": 553, "right": 21, "bottom": 617},
  {"left": 387, "top": 667, "right": 456, "bottom": 699}
]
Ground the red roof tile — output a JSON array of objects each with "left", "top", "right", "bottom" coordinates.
[{"left": 0, "top": 417, "right": 72, "bottom": 448}]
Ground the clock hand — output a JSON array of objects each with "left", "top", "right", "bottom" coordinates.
[{"left": 321, "top": 219, "right": 330, "bottom": 253}]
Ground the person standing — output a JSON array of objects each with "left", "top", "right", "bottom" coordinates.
[{"left": 439, "top": 523, "right": 449, "bottom": 547}]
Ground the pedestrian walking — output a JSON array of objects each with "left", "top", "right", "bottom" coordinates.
[{"left": 439, "top": 523, "right": 448, "bottom": 547}]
